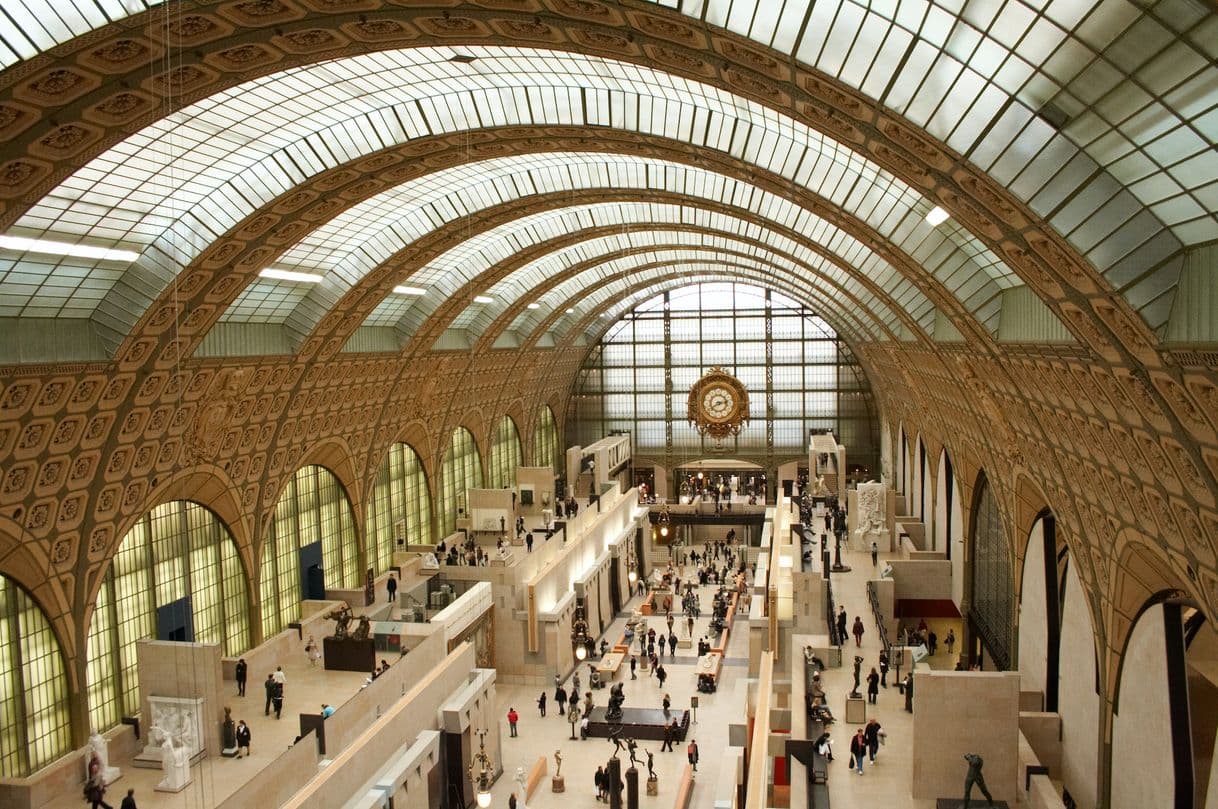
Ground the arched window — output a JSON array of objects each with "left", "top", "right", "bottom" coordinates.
[
  {"left": 367, "top": 443, "right": 432, "bottom": 572},
  {"left": 0, "top": 576, "right": 71, "bottom": 776},
  {"left": 970, "top": 473, "right": 1014, "bottom": 670},
  {"left": 438, "top": 428, "right": 483, "bottom": 539},
  {"left": 260, "top": 465, "right": 360, "bottom": 638},
  {"left": 487, "top": 416, "right": 522, "bottom": 489},
  {"left": 532, "top": 406, "right": 559, "bottom": 472},
  {"left": 86, "top": 501, "right": 250, "bottom": 733}
]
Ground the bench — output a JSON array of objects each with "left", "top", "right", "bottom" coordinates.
[
  {"left": 673, "top": 763, "right": 695, "bottom": 809},
  {"left": 525, "top": 756, "right": 547, "bottom": 799}
]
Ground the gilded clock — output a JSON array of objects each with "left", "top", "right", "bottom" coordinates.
[{"left": 688, "top": 368, "right": 749, "bottom": 441}]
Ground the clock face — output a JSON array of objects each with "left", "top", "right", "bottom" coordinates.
[{"left": 702, "top": 385, "right": 736, "bottom": 422}]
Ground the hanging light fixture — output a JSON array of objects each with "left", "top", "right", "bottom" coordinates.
[
  {"left": 571, "top": 605, "right": 590, "bottom": 661},
  {"left": 468, "top": 728, "right": 494, "bottom": 808},
  {"left": 657, "top": 505, "right": 671, "bottom": 538}
]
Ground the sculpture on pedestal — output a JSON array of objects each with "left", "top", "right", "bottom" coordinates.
[
  {"left": 327, "top": 606, "right": 353, "bottom": 640},
  {"left": 605, "top": 683, "right": 626, "bottom": 721},
  {"left": 150, "top": 725, "right": 191, "bottom": 792},
  {"left": 221, "top": 707, "right": 238, "bottom": 756},
  {"left": 85, "top": 731, "right": 121, "bottom": 786},
  {"left": 626, "top": 738, "right": 639, "bottom": 768},
  {"left": 352, "top": 614, "right": 371, "bottom": 642},
  {"left": 962, "top": 753, "right": 994, "bottom": 807},
  {"left": 850, "top": 655, "right": 863, "bottom": 699}
]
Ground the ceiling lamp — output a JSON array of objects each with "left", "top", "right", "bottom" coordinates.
[
  {"left": 0, "top": 235, "right": 138, "bottom": 262},
  {"left": 259, "top": 268, "right": 323, "bottom": 283}
]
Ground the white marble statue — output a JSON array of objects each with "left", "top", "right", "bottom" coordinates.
[
  {"left": 515, "top": 765, "right": 528, "bottom": 809},
  {"left": 150, "top": 725, "right": 191, "bottom": 792},
  {"left": 86, "top": 731, "right": 121, "bottom": 786}
]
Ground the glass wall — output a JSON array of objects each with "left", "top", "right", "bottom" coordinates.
[
  {"left": 532, "top": 405, "right": 559, "bottom": 471},
  {"left": 487, "top": 416, "right": 522, "bottom": 489},
  {"left": 971, "top": 473, "right": 1014, "bottom": 670},
  {"left": 260, "top": 465, "right": 360, "bottom": 638},
  {"left": 438, "top": 427, "right": 483, "bottom": 538},
  {"left": 366, "top": 443, "right": 433, "bottom": 571},
  {"left": 0, "top": 576, "right": 71, "bottom": 777},
  {"left": 86, "top": 501, "right": 250, "bottom": 733},
  {"left": 567, "top": 283, "right": 878, "bottom": 468}
]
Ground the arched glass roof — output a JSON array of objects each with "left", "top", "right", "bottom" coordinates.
[{"left": 0, "top": 47, "right": 1015, "bottom": 346}]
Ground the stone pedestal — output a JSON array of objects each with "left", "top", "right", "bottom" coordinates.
[
  {"left": 845, "top": 697, "right": 867, "bottom": 724},
  {"left": 677, "top": 639, "right": 692, "bottom": 649},
  {"left": 551, "top": 775, "right": 565, "bottom": 793},
  {"left": 646, "top": 776, "right": 658, "bottom": 796},
  {"left": 626, "top": 766, "right": 639, "bottom": 809}
]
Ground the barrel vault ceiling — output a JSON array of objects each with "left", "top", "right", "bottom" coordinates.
[{"left": 0, "top": 0, "right": 1216, "bottom": 700}]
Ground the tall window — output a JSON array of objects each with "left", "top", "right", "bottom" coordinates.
[
  {"left": 0, "top": 576, "right": 71, "bottom": 776},
  {"left": 532, "top": 405, "right": 559, "bottom": 471},
  {"left": 487, "top": 416, "right": 522, "bottom": 489},
  {"left": 260, "top": 465, "right": 360, "bottom": 638},
  {"left": 438, "top": 427, "right": 483, "bottom": 538},
  {"left": 367, "top": 443, "right": 433, "bottom": 572},
  {"left": 971, "top": 473, "right": 1014, "bottom": 670},
  {"left": 567, "top": 283, "right": 877, "bottom": 467},
  {"left": 86, "top": 501, "right": 250, "bottom": 733}
]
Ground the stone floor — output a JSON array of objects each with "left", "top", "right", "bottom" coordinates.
[
  {"left": 486, "top": 532, "right": 965, "bottom": 809},
  {"left": 106, "top": 525, "right": 965, "bottom": 809}
]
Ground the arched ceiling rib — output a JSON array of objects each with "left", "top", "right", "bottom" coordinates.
[
  {"left": 490, "top": 257, "right": 896, "bottom": 348},
  {"left": 478, "top": 250, "right": 896, "bottom": 347},
  {"left": 371, "top": 204, "right": 917, "bottom": 334},
  {"left": 548, "top": 269, "right": 874, "bottom": 351}
]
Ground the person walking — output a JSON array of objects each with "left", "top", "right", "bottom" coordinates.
[
  {"left": 852, "top": 616, "right": 865, "bottom": 647},
  {"left": 867, "top": 667, "right": 880, "bottom": 704},
  {"left": 902, "top": 673, "right": 914, "bottom": 712},
  {"left": 507, "top": 707, "right": 519, "bottom": 737},
  {"left": 537, "top": 691, "right": 547, "bottom": 716},
  {"left": 555, "top": 684, "right": 567, "bottom": 715},
  {"left": 594, "top": 766, "right": 606, "bottom": 801},
  {"left": 879, "top": 651, "right": 889, "bottom": 687},
  {"left": 273, "top": 665, "right": 286, "bottom": 694},
  {"left": 236, "top": 719, "right": 251, "bottom": 757},
  {"left": 945, "top": 629, "right": 956, "bottom": 655},
  {"left": 870, "top": 541, "right": 878, "bottom": 566},
  {"left": 508, "top": 792, "right": 517, "bottom": 809},
  {"left": 662, "top": 693, "right": 671, "bottom": 714},
  {"left": 864, "top": 719, "right": 883, "bottom": 763},
  {"left": 84, "top": 776, "right": 112, "bottom": 809},
  {"left": 386, "top": 574, "right": 397, "bottom": 603},
  {"left": 928, "top": 629, "right": 938, "bottom": 656},
  {"left": 263, "top": 673, "right": 276, "bottom": 716},
  {"left": 658, "top": 634, "right": 667, "bottom": 656},
  {"left": 526, "top": 533, "right": 534, "bottom": 552},
  {"left": 235, "top": 658, "right": 247, "bottom": 697},
  {"left": 668, "top": 632, "right": 678, "bottom": 657},
  {"left": 119, "top": 789, "right": 137, "bottom": 809},
  {"left": 573, "top": 671, "right": 581, "bottom": 694},
  {"left": 661, "top": 720, "right": 674, "bottom": 751},
  {"left": 272, "top": 680, "right": 284, "bottom": 719},
  {"left": 656, "top": 664, "right": 667, "bottom": 689},
  {"left": 687, "top": 739, "right": 699, "bottom": 772},
  {"left": 630, "top": 655, "right": 638, "bottom": 679},
  {"left": 836, "top": 608, "right": 848, "bottom": 644},
  {"left": 849, "top": 729, "right": 867, "bottom": 775}
]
